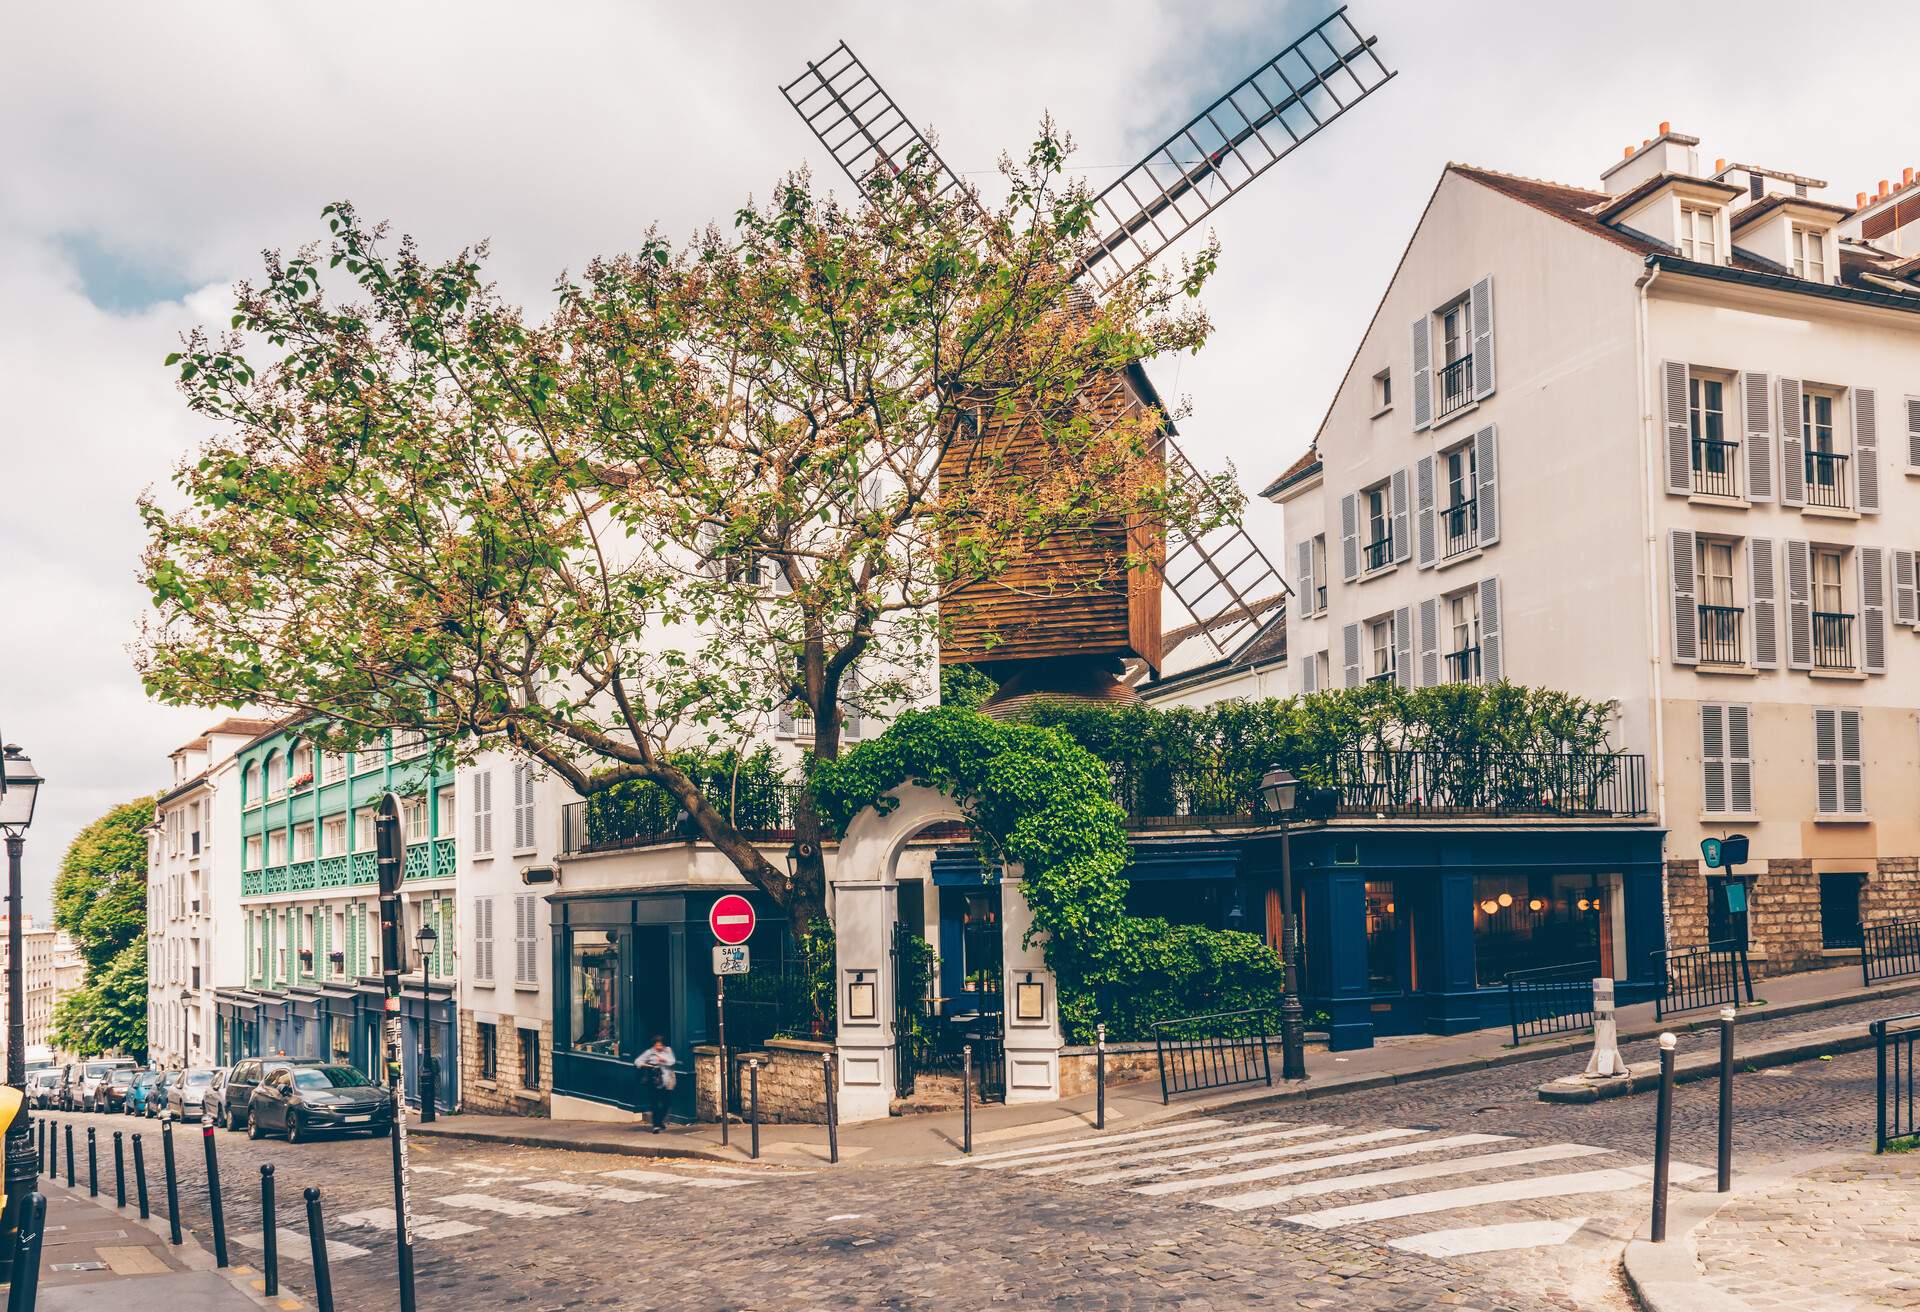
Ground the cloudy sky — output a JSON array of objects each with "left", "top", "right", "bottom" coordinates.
[{"left": 1, "top": 0, "right": 1910, "bottom": 914}]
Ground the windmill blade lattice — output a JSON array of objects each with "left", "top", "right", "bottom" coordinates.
[
  {"left": 781, "top": 41, "right": 969, "bottom": 201},
  {"left": 1157, "top": 438, "right": 1290, "bottom": 660},
  {"left": 1075, "top": 7, "right": 1395, "bottom": 295}
]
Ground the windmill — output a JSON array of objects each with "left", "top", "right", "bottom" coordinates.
[{"left": 780, "top": 10, "right": 1395, "bottom": 707}]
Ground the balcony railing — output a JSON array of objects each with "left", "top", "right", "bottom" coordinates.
[
  {"left": 563, "top": 778, "right": 803, "bottom": 856},
  {"left": 1363, "top": 533, "right": 1394, "bottom": 572},
  {"left": 1698, "top": 604, "right": 1744, "bottom": 665},
  {"left": 1814, "top": 610, "right": 1854, "bottom": 670},
  {"left": 1445, "top": 646, "right": 1482, "bottom": 684},
  {"left": 1692, "top": 438, "right": 1741, "bottom": 498},
  {"left": 1442, "top": 497, "right": 1478, "bottom": 558},
  {"left": 1437, "top": 354, "right": 1475, "bottom": 420},
  {"left": 1366, "top": 670, "right": 1396, "bottom": 686},
  {"left": 1804, "top": 450, "right": 1850, "bottom": 509}
]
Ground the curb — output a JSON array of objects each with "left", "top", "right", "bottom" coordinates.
[
  {"left": 410, "top": 1122, "right": 742, "bottom": 1163},
  {"left": 1538, "top": 1019, "right": 1877, "bottom": 1102}
]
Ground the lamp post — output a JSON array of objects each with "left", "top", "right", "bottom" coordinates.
[
  {"left": 0, "top": 742, "right": 45, "bottom": 1284},
  {"left": 1259, "top": 766, "right": 1307, "bottom": 1082},
  {"left": 414, "top": 920, "right": 438, "bottom": 1125}
]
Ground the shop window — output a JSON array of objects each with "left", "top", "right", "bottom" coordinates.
[
  {"left": 1472, "top": 873, "right": 1620, "bottom": 986},
  {"left": 520, "top": 1028, "right": 542, "bottom": 1090},
  {"left": 1819, "top": 873, "right": 1864, "bottom": 950},
  {"left": 956, "top": 890, "right": 1002, "bottom": 999},
  {"left": 1364, "top": 881, "right": 1405, "bottom": 994},
  {"left": 568, "top": 929, "right": 622, "bottom": 1057}
]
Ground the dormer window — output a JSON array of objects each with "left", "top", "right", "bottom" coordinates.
[
  {"left": 1680, "top": 207, "right": 1719, "bottom": 263},
  {"left": 1792, "top": 225, "right": 1827, "bottom": 282}
]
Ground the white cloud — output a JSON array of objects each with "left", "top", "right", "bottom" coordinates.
[{"left": 2, "top": 0, "right": 1913, "bottom": 910}]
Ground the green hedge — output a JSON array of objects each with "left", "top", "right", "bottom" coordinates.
[{"left": 584, "top": 747, "right": 791, "bottom": 847}]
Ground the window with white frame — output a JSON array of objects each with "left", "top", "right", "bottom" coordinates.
[
  {"left": 1801, "top": 389, "right": 1846, "bottom": 508},
  {"left": 1441, "top": 441, "right": 1478, "bottom": 557},
  {"left": 321, "top": 749, "right": 346, "bottom": 784},
  {"left": 1792, "top": 225, "right": 1827, "bottom": 282},
  {"left": 1688, "top": 373, "right": 1737, "bottom": 497},
  {"left": 332, "top": 909, "right": 346, "bottom": 974},
  {"left": 1679, "top": 206, "right": 1719, "bottom": 263},
  {"left": 1362, "top": 483, "right": 1392, "bottom": 572},
  {"left": 354, "top": 808, "right": 376, "bottom": 851},
  {"left": 393, "top": 729, "right": 428, "bottom": 760},
  {"left": 1311, "top": 535, "right": 1328, "bottom": 612},
  {"left": 512, "top": 762, "right": 537, "bottom": 852},
  {"left": 292, "top": 823, "right": 315, "bottom": 863},
  {"left": 1371, "top": 368, "right": 1392, "bottom": 413},
  {"left": 322, "top": 815, "right": 347, "bottom": 858},
  {"left": 1446, "top": 589, "right": 1482, "bottom": 683},
  {"left": 245, "top": 834, "right": 262, "bottom": 871},
  {"left": 265, "top": 753, "right": 286, "bottom": 797},
  {"left": 290, "top": 743, "right": 314, "bottom": 786},
  {"left": 1369, "top": 616, "right": 1395, "bottom": 683},
  {"left": 1695, "top": 537, "right": 1743, "bottom": 665},
  {"left": 267, "top": 830, "right": 287, "bottom": 866},
  {"left": 437, "top": 787, "right": 456, "bottom": 840},
  {"left": 404, "top": 797, "right": 428, "bottom": 843}
]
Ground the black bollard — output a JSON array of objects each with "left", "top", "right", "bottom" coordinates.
[
  {"left": 305, "top": 1188, "right": 336, "bottom": 1312},
  {"left": 7, "top": 1193, "right": 47, "bottom": 1312},
  {"left": 1717, "top": 1007, "right": 1735, "bottom": 1193},
  {"left": 133, "top": 1134, "right": 150, "bottom": 1220},
  {"left": 1651, "top": 1032, "right": 1677, "bottom": 1243},
  {"left": 202, "top": 1121, "right": 229, "bottom": 1267},
  {"left": 87, "top": 1126, "right": 98, "bottom": 1197},
  {"left": 962, "top": 1044, "right": 974, "bottom": 1155},
  {"left": 64, "top": 1124, "right": 73, "bottom": 1189},
  {"left": 37, "top": 1120, "right": 45, "bottom": 1177},
  {"left": 748, "top": 1059, "right": 762, "bottom": 1161},
  {"left": 114, "top": 1130, "right": 126, "bottom": 1207},
  {"left": 47, "top": 1119, "right": 55, "bottom": 1179},
  {"left": 260, "top": 1164, "right": 278, "bottom": 1296},
  {"left": 161, "top": 1120, "right": 182, "bottom": 1245},
  {"left": 822, "top": 1052, "right": 838, "bottom": 1166},
  {"left": 1096, "top": 1023, "right": 1108, "bottom": 1132}
]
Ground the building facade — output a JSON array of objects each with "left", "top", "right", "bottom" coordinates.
[
  {"left": 0, "top": 916, "right": 65, "bottom": 1061},
  {"left": 1269, "top": 126, "right": 1920, "bottom": 982}
]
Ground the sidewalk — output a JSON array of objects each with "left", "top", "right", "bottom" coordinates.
[
  {"left": 413, "top": 962, "right": 1920, "bottom": 1167},
  {"left": 23, "top": 1180, "right": 275, "bottom": 1311},
  {"left": 1625, "top": 1149, "right": 1920, "bottom": 1312}
]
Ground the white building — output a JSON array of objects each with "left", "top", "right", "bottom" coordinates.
[
  {"left": 146, "top": 717, "right": 271, "bottom": 1067},
  {"left": 1268, "top": 125, "right": 1920, "bottom": 975},
  {"left": 0, "top": 916, "right": 64, "bottom": 1060}
]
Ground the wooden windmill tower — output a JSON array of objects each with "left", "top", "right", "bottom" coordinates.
[{"left": 781, "top": 10, "right": 1395, "bottom": 710}]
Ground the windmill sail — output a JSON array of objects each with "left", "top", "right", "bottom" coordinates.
[
  {"left": 1076, "top": 7, "right": 1395, "bottom": 296},
  {"left": 1155, "top": 437, "right": 1289, "bottom": 660},
  {"left": 781, "top": 41, "right": 968, "bottom": 201}
]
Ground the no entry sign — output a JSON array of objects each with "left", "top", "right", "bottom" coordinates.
[{"left": 709, "top": 894, "right": 756, "bottom": 945}]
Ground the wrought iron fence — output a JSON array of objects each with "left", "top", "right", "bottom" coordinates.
[
  {"left": 1813, "top": 611, "right": 1854, "bottom": 671},
  {"left": 1437, "top": 354, "right": 1475, "bottom": 419},
  {"left": 1653, "top": 941, "right": 1754, "bottom": 1020},
  {"left": 720, "top": 937, "right": 834, "bottom": 1114},
  {"left": 1861, "top": 917, "right": 1920, "bottom": 986},
  {"left": 1691, "top": 437, "right": 1740, "bottom": 498},
  {"left": 1442, "top": 497, "right": 1478, "bottom": 558},
  {"left": 1873, "top": 1010, "right": 1920, "bottom": 1152},
  {"left": 1504, "top": 962, "right": 1598, "bottom": 1044},
  {"left": 562, "top": 778, "right": 802, "bottom": 855},
  {"left": 1364, "top": 533, "right": 1394, "bottom": 572},
  {"left": 1444, "top": 647, "right": 1482, "bottom": 685},
  {"left": 1698, "top": 604, "right": 1744, "bottom": 666},
  {"left": 1152, "top": 1008, "right": 1274, "bottom": 1103},
  {"left": 1804, "top": 449, "right": 1850, "bottom": 509}
]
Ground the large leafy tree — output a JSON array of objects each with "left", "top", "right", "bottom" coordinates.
[
  {"left": 137, "top": 132, "right": 1223, "bottom": 928},
  {"left": 50, "top": 796, "right": 153, "bottom": 1057}
]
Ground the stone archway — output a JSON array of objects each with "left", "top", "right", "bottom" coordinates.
[{"left": 830, "top": 784, "right": 1060, "bottom": 1123}]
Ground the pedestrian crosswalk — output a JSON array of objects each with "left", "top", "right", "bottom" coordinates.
[{"left": 945, "top": 1116, "right": 1709, "bottom": 1258}]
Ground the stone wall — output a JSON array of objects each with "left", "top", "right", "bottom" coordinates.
[
  {"left": 692, "top": 1039, "right": 836, "bottom": 1124},
  {"left": 457, "top": 1010, "right": 552, "bottom": 1116},
  {"left": 1665, "top": 856, "right": 1920, "bottom": 980},
  {"left": 1057, "top": 1043, "right": 1159, "bottom": 1099},
  {"left": 1867, "top": 857, "right": 1920, "bottom": 925}
]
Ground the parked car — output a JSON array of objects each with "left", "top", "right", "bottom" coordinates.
[
  {"left": 97, "top": 1066, "right": 140, "bottom": 1114},
  {"left": 55, "top": 1064, "right": 81, "bottom": 1111},
  {"left": 78, "top": 1058, "right": 137, "bottom": 1112},
  {"left": 145, "top": 1070, "right": 176, "bottom": 1118},
  {"left": 127, "top": 1070, "right": 164, "bottom": 1117},
  {"left": 247, "top": 1064, "right": 394, "bottom": 1143},
  {"left": 167, "top": 1068, "right": 219, "bottom": 1120},
  {"left": 218, "top": 1057, "right": 323, "bottom": 1131},
  {"left": 26, "top": 1069, "right": 61, "bottom": 1109}
]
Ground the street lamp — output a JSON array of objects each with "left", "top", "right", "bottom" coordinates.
[
  {"left": 0, "top": 742, "right": 45, "bottom": 1284},
  {"left": 1259, "top": 765, "right": 1308, "bottom": 1082},
  {"left": 414, "top": 919, "right": 438, "bottom": 1124}
]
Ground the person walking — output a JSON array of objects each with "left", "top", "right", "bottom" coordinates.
[{"left": 634, "top": 1035, "right": 676, "bottom": 1133}]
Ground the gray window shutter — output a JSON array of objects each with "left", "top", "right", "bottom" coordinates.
[
  {"left": 1411, "top": 315, "right": 1433, "bottom": 430},
  {"left": 1295, "top": 540, "right": 1314, "bottom": 614},
  {"left": 517, "top": 894, "right": 539, "bottom": 985},
  {"left": 1779, "top": 378, "right": 1805, "bottom": 507},
  {"left": 1663, "top": 361, "right": 1691, "bottom": 495},
  {"left": 1394, "top": 605, "right": 1413, "bottom": 688},
  {"left": 1785, "top": 540, "right": 1813, "bottom": 670},
  {"left": 1414, "top": 454, "right": 1437, "bottom": 569},
  {"left": 1748, "top": 536, "right": 1779, "bottom": 669},
  {"left": 474, "top": 896, "right": 493, "bottom": 983},
  {"left": 1854, "top": 388, "right": 1880, "bottom": 514},
  {"left": 1390, "top": 468, "right": 1412, "bottom": 565},
  {"left": 1859, "top": 546, "right": 1887, "bottom": 675},
  {"left": 1814, "top": 707, "right": 1839, "bottom": 814},
  {"left": 1479, "top": 577, "right": 1503, "bottom": 681},
  {"left": 1340, "top": 492, "right": 1360, "bottom": 582},
  {"left": 1894, "top": 548, "right": 1918, "bottom": 628},
  {"left": 1727, "top": 704, "right": 1754, "bottom": 815},
  {"left": 1742, "top": 371, "right": 1773, "bottom": 501},
  {"left": 777, "top": 705, "right": 795, "bottom": 737},
  {"left": 1300, "top": 647, "right": 1317, "bottom": 694},
  {"left": 1474, "top": 425, "right": 1500, "bottom": 546},
  {"left": 472, "top": 769, "right": 492, "bottom": 854},
  {"left": 1840, "top": 707, "right": 1865, "bottom": 815},
  {"left": 1418, "top": 597, "right": 1439, "bottom": 687},
  {"left": 1699, "top": 704, "right": 1728, "bottom": 815},
  {"left": 1669, "top": 529, "right": 1698, "bottom": 665},
  {"left": 1470, "top": 275, "right": 1495, "bottom": 400},
  {"left": 1342, "top": 623, "right": 1362, "bottom": 689},
  {"left": 1907, "top": 396, "right": 1920, "bottom": 472}
]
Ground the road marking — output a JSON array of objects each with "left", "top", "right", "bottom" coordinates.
[
  {"left": 523, "top": 1180, "right": 665, "bottom": 1204},
  {"left": 938, "top": 1118, "right": 1228, "bottom": 1166},
  {"left": 230, "top": 1231, "right": 372, "bottom": 1263},
  {"left": 1285, "top": 1163, "right": 1711, "bottom": 1229},
  {"left": 1389, "top": 1217, "right": 1590, "bottom": 1257},
  {"left": 1202, "top": 1143, "right": 1611, "bottom": 1212},
  {"left": 1130, "top": 1129, "right": 1455, "bottom": 1196},
  {"left": 1024, "top": 1124, "right": 1339, "bottom": 1180},
  {"left": 333, "top": 1208, "right": 489, "bottom": 1240},
  {"left": 971, "top": 1110, "right": 1128, "bottom": 1144},
  {"left": 1070, "top": 1126, "right": 1343, "bottom": 1185},
  {"left": 974, "top": 1122, "right": 1280, "bottom": 1171},
  {"left": 436, "top": 1192, "right": 578, "bottom": 1218},
  {"left": 825, "top": 1213, "right": 866, "bottom": 1221},
  {"left": 601, "top": 1169, "right": 755, "bottom": 1189}
]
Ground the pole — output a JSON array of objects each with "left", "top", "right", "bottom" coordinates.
[
  {"left": 86, "top": 1126, "right": 97, "bottom": 1196},
  {"left": 305, "top": 1188, "right": 336, "bottom": 1312},
  {"left": 5, "top": 1192, "right": 46, "bottom": 1312},
  {"left": 260, "top": 1164, "right": 278, "bottom": 1296},
  {"left": 113, "top": 1130, "right": 126, "bottom": 1207},
  {"left": 1095, "top": 1023, "right": 1108, "bottom": 1131},
  {"left": 1651, "top": 1032, "right": 1676, "bottom": 1243},
  {"left": 821, "top": 1051, "right": 838, "bottom": 1165},
  {"left": 63, "top": 1124, "right": 72, "bottom": 1189},
  {"left": 202, "top": 1120, "right": 228, "bottom": 1267},
  {"left": 1278, "top": 820, "right": 1307, "bottom": 1081},
  {"left": 0, "top": 832, "right": 34, "bottom": 1286},
  {"left": 1717, "top": 1006, "right": 1735, "bottom": 1192},
  {"left": 161, "top": 1119, "right": 182, "bottom": 1245},
  {"left": 962, "top": 1044, "right": 974, "bottom": 1155},
  {"left": 748, "top": 1059, "right": 761, "bottom": 1161},
  {"left": 133, "top": 1134, "right": 150, "bottom": 1220},
  {"left": 717, "top": 975, "right": 729, "bottom": 1147},
  {"left": 418, "top": 946, "right": 437, "bottom": 1125},
  {"left": 376, "top": 794, "right": 418, "bottom": 1312},
  {"left": 39, "top": 1121, "right": 47, "bottom": 1178}
]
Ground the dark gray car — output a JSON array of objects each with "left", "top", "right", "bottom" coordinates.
[
  {"left": 218, "top": 1057, "right": 324, "bottom": 1130},
  {"left": 246, "top": 1065, "right": 393, "bottom": 1142}
]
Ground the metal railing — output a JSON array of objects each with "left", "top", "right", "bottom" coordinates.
[
  {"left": 1442, "top": 497, "right": 1478, "bottom": 557},
  {"left": 1861, "top": 917, "right": 1920, "bottom": 986},
  {"left": 1813, "top": 611, "right": 1854, "bottom": 670},
  {"left": 1153, "top": 1009, "right": 1274, "bottom": 1103},
  {"left": 1364, "top": 533, "right": 1394, "bottom": 572},
  {"left": 1445, "top": 646, "right": 1482, "bottom": 684},
  {"left": 1692, "top": 437, "right": 1741, "bottom": 498},
  {"left": 1366, "top": 670, "right": 1396, "bottom": 686},
  {"left": 1873, "top": 1011, "right": 1920, "bottom": 1152},
  {"left": 1505, "top": 962, "right": 1598, "bottom": 1045},
  {"left": 1698, "top": 604, "right": 1744, "bottom": 665},
  {"left": 1804, "top": 449, "right": 1850, "bottom": 509},
  {"left": 1437, "top": 354, "right": 1475, "bottom": 419},
  {"left": 1653, "top": 941, "right": 1754, "bottom": 1020},
  {"left": 562, "top": 778, "right": 802, "bottom": 855}
]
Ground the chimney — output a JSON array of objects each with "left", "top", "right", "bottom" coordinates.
[
  {"left": 1715, "top": 157, "right": 1727, "bottom": 173},
  {"left": 1602, "top": 123, "right": 1701, "bottom": 196},
  {"left": 1858, "top": 191, "right": 1869, "bottom": 208},
  {"left": 1658, "top": 121, "right": 1671, "bottom": 136},
  {"left": 1906, "top": 167, "right": 1916, "bottom": 187},
  {"left": 1880, "top": 179, "right": 1891, "bottom": 198}
]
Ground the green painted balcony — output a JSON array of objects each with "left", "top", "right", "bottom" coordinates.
[{"left": 242, "top": 837, "right": 455, "bottom": 899}]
